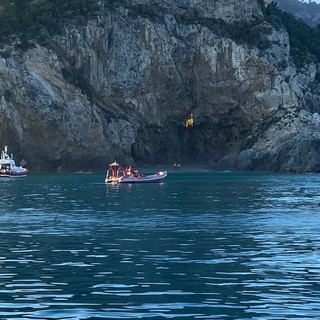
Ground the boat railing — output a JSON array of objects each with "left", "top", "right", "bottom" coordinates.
[{"left": 1, "top": 146, "right": 12, "bottom": 160}]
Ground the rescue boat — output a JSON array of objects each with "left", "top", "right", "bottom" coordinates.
[
  {"left": 105, "top": 161, "right": 167, "bottom": 183},
  {"left": 0, "top": 146, "right": 29, "bottom": 178}
]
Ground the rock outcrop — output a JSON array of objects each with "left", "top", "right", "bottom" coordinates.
[{"left": 1, "top": 0, "right": 320, "bottom": 172}]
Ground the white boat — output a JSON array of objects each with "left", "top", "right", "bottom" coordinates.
[
  {"left": 105, "top": 161, "right": 167, "bottom": 183},
  {"left": 0, "top": 146, "right": 29, "bottom": 177}
]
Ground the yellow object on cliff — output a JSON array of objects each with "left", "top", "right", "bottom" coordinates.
[{"left": 185, "top": 114, "right": 194, "bottom": 128}]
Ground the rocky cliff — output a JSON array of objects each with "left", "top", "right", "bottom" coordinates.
[
  {"left": 1, "top": 0, "right": 320, "bottom": 172},
  {"left": 276, "top": 0, "right": 320, "bottom": 27}
]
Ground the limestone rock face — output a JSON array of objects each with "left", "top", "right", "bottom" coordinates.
[
  {"left": 1, "top": 0, "right": 320, "bottom": 172},
  {"left": 125, "top": 0, "right": 264, "bottom": 22}
]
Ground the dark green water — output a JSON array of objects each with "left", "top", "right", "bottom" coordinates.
[{"left": 1, "top": 171, "right": 320, "bottom": 319}]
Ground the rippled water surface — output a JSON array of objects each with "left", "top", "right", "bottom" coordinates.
[{"left": 1, "top": 171, "right": 320, "bottom": 319}]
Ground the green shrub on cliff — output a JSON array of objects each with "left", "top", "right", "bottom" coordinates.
[
  {"left": 224, "top": 20, "right": 274, "bottom": 49},
  {"left": 266, "top": 1, "right": 320, "bottom": 67},
  {"left": 0, "top": 0, "right": 97, "bottom": 36},
  {"left": 1, "top": 0, "right": 320, "bottom": 69}
]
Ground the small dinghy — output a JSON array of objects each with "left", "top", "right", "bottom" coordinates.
[{"left": 105, "top": 161, "right": 167, "bottom": 184}]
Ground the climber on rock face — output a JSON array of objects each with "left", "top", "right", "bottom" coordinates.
[{"left": 185, "top": 113, "right": 194, "bottom": 128}]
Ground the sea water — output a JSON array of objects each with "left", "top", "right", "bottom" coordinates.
[{"left": 1, "top": 171, "right": 320, "bottom": 319}]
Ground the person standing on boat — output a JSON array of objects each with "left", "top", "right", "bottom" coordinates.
[
  {"left": 132, "top": 168, "right": 140, "bottom": 177},
  {"left": 125, "top": 166, "right": 132, "bottom": 177}
]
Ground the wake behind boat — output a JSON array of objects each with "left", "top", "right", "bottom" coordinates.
[
  {"left": 105, "top": 161, "right": 167, "bottom": 183},
  {"left": 0, "top": 146, "right": 29, "bottom": 178}
]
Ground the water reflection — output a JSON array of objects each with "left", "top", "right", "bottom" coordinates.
[{"left": 1, "top": 172, "right": 320, "bottom": 318}]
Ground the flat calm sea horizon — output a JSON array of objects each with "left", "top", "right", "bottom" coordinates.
[{"left": 1, "top": 171, "right": 320, "bottom": 319}]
